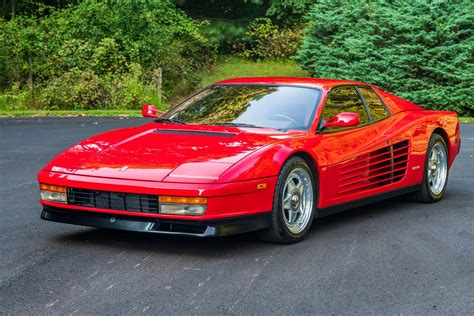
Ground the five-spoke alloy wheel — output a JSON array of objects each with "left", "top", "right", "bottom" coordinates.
[
  {"left": 257, "top": 157, "right": 317, "bottom": 244},
  {"left": 413, "top": 133, "right": 449, "bottom": 202},
  {"left": 282, "top": 167, "right": 314, "bottom": 235}
]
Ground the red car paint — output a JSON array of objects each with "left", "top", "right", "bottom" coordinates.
[
  {"left": 38, "top": 77, "right": 460, "bottom": 222},
  {"left": 323, "top": 112, "right": 359, "bottom": 128}
]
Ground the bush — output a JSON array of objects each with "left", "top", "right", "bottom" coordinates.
[
  {"left": 39, "top": 69, "right": 107, "bottom": 110},
  {"left": 241, "top": 18, "right": 303, "bottom": 60},
  {"left": 38, "top": 63, "right": 161, "bottom": 111},
  {"left": 296, "top": 1, "right": 474, "bottom": 115},
  {"left": 0, "top": 1, "right": 216, "bottom": 110},
  {"left": 0, "top": 83, "right": 30, "bottom": 111},
  {"left": 201, "top": 19, "right": 248, "bottom": 55},
  {"left": 266, "top": 0, "right": 313, "bottom": 24}
]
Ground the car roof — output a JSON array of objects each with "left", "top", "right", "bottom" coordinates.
[{"left": 214, "top": 77, "right": 370, "bottom": 90}]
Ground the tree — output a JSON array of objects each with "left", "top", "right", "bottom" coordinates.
[{"left": 296, "top": 0, "right": 474, "bottom": 115}]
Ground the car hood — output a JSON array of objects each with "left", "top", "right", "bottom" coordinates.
[{"left": 44, "top": 123, "right": 301, "bottom": 183}]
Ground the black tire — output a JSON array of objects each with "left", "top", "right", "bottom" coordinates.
[
  {"left": 412, "top": 133, "right": 449, "bottom": 203},
  {"left": 256, "top": 157, "right": 318, "bottom": 244}
]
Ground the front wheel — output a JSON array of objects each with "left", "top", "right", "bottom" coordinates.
[
  {"left": 412, "top": 133, "right": 449, "bottom": 202},
  {"left": 257, "top": 157, "right": 317, "bottom": 244}
]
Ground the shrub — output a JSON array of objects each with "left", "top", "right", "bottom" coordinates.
[
  {"left": 266, "top": 0, "right": 313, "bottom": 24},
  {"left": 242, "top": 18, "right": 303, "bottom": 60},
  {"left": 39, "top": 69, "right": 108, "bottom": 110},
  {"left": 0, "top": 1, "right": 216, "bottom": 109},
  {"left": 201, "top": 19, "right": 248, "bottom": 54},
  {"left": 296, "top": 0, "right": 474, "bottom": 115},
  {"left": 0, "top": 83, "right": 30, "bottom": 111},
  {"left": 38, "top": 63, "right": 162, "bottom": 111}
]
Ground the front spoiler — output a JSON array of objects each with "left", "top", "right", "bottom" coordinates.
[{"left": 41, "top": 206, "right": 271, "bottom": 237}]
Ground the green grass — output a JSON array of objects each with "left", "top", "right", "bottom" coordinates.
[
  {"left": 199, "top": 56, "right": 309, "bottom": 87},
  {"left": 459, "top": 117, "right": 474, "bottom": 123},
  {"left": 0, "top": 109, "right": 141, "bottom": 117}
]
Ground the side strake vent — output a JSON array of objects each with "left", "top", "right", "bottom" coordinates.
[{"left": 337, "top": 140, "right": 409, "bottom": 194}]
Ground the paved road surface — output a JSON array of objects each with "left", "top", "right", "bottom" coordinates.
[{"left": 0, "top": 118, "right": 472, "bottom": 315}]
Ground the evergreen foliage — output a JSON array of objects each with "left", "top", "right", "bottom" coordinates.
[{"left": 296, "top": 0, "right": 474, "bottom": 115}]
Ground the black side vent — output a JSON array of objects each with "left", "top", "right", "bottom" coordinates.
[{"left": 155, "top": 130, "right": 236, "bottom": 137}]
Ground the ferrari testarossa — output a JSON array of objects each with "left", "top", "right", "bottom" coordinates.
[{"left": 38, "top": 77, "right": 460, "bottom": 243}]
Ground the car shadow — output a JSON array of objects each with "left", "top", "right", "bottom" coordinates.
[
  {"left": 309, "top": 196, "right": 416, "bottom": 235},
  {"left": 51, "top": 195, "right": 424, "bottom": 256}
]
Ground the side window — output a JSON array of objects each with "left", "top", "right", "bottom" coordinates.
[
  {"left": 323, "top": 86, "right": 369, "bottom": 127},
  {"left": 358, "top": 87, "right": 390, "bottom": 121}
]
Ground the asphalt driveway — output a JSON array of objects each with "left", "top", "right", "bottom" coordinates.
[{"left": 0, "top": 117, "right": 472, "bottom": 315}]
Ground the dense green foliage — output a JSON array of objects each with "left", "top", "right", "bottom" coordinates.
[
  {"left": 296, "top": 0, "right": 474, "bottom": 115},
  {"left": 266, "top": 0, "right": 313, "bottom": 23},
  {"left": 176, "top": 0, "right": 310, "bottom": 24},
  {"left": 200, "top": 19, "right": 248, "bottom": 54},
  {"left": 177, "top": 0, "right": 306, "bottom": 55},
  {"left": 0, "top": 1, "right": 472, "bottom": 115},
  {"left": 0, "top": 1, "right": 214, "bottom": 110},
  {"left": 241, "top": 18, "right": 303, "bottom": 60}
]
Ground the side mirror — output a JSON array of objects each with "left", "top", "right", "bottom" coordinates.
[
  {"left": 323, "top": 112, "right": 359, "bottom": 129},
  {"left": 142, "top": 104, "right": 165, "bottom": 118}
]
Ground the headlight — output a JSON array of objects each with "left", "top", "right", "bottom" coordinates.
[
  {"left": 159, "top": 196, "right": 207, "bottom": 215},
  {"left": 39, "top": 183, "right": 67, "bottom": 204}
]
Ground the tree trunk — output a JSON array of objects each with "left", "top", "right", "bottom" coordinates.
[
  {"left": 155, "top": 67, "right": 162, "bottom": 104},
  {"left": 28, "top": 55, "right": 35, "bottom": 108}
]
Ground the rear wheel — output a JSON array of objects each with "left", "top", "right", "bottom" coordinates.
[
  {"left": 257, "top": 157, "right": 317, "bottom": 244},
  {"left": 413, "top": 133, "right": 449, "bottom": 202}
]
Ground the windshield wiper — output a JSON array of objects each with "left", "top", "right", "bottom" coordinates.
[
  {"left": 211, "top": 122, "right": 285, "bottom": 131},
  {"left": 154, "top": 118, "right": 186, "bottom": 124},
  {"left": 211, "top": 122, "right": 263, "bottom": 128}
]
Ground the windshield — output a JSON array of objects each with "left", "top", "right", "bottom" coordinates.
[{"left": 162, "top": 85, "right": 321, "bottom": 131}]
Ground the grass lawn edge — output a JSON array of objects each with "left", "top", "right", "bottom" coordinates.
[
  {"left": 1, "top": 110, "right": 473, "bottom": 124},
  {"left": 0, "top": 110, "right": 142, "bottom": 118}
]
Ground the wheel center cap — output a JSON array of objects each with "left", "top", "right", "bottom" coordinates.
[{"left": 291, "top": 192, "right": 300, "bottom": 209}]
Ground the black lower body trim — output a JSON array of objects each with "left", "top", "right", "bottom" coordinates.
[
  {"left": 318, "top": 184, "right": 421, "bottom": 217},
  {"left": 41, "top": 206, "right": 272, "bottom": 237}
]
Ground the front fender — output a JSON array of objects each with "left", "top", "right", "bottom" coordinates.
[{"left": 219, "top": 135, "right": 320, "bottom": 183}]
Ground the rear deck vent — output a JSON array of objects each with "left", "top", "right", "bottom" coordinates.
[{"left": 337, "top": 140, "right": 409, "bottom": 194}]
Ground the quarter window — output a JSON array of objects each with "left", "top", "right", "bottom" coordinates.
[
  {"left": 323, "top": 86, "right": 369, "bottom": 127},
  {"left": 358, "top": 87, "right": 390, "bottom": 121}
]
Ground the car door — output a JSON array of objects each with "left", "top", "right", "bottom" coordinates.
[{"left": 313, "top": 85, "right": 396, "bottom": 208}]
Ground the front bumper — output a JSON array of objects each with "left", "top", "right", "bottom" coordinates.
[
  {"left": 41, "top": 206, "right": 272, "bottom": 237},
  {"left": 38, "top": 170, "right": 277, "bottom": 220}
]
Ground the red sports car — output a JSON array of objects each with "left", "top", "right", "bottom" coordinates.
[{"left": 38, "top": 77, "right": 460, "bottom": 243}]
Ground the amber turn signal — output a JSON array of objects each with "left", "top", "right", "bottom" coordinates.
[
  {"left": 159, "top": 196, "right": 207, "bottom": 205},
  {"left": 39, "top": 183, "right": 67, "bottom": 193}
]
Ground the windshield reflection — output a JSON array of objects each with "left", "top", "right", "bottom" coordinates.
[{"left": 162, "top": 85, "right": 321, "bottom": 131}]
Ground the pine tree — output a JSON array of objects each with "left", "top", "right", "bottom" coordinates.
[{"left": 296, "top": 0, "right": 474, "bottom": 115}]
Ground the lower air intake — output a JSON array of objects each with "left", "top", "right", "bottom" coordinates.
[{"left": 67, "top": 188, "right": 159, "bottom": 214}]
